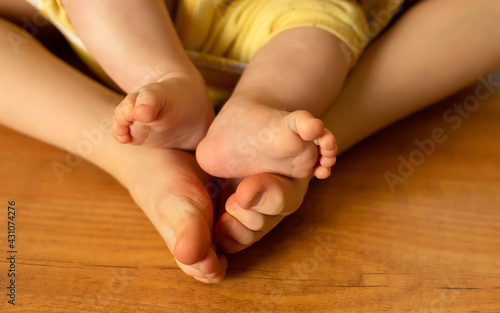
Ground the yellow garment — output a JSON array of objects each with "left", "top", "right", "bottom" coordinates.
[
  {"left": 177, "top": 0, "right": 403, "bottom": 64},
  {"left": 26, "top": 0, "right": 403, "bottom": 101},
  {"left": 25, "top": 0, "right": 112, "bottom": 85},
  {"left": 177, "top": 0, "right": 371, "bottom": 63}
]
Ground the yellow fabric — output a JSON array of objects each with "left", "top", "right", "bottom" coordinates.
[
  {"left": 38, "top": 0, "right": 73, "bottom": 31},
  {"left": 26, "top": 0, "right": 403, "bottom": 100},
  {"left": 176, "top": 0, "right": 369, "bottom": 63},
  {"left": 175, "top": 0, "right": 404, "bottom": 65},
  {"left": 26, "top": 0, "right": 115, "bottom": 87}
]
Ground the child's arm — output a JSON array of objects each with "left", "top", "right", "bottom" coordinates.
[
  {"left": 230, "top": 27, "right": 351, "bottom": 116},
  {"left": 61, "top": 0, "right": 198, "bottom": 93}
]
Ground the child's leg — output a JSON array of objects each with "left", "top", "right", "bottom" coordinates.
[
  {"left": 323, "top": 0, "right": 500, "bottom": 152},
  {"left": 58, "top": 1, "right": 214, "bottom": 150},
  {"left": 0, "top": 18, "right": 225, "bottom": 283},
  {"left": 112, "top": 72, "right": 214, "bottom": 150},
  {"left": 197, "top": 27, "right": 349, "bottom": 179},
  {"left": 215, "top": 0, "right": 500, "bottom": 253},
  {"left": 1, "top": 0, "right": 38, "bottom": 23}
]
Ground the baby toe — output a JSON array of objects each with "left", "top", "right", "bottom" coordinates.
[
  {"left": 216, "top": 233, "right": 247, "bottom": 254},
  {"left": 226, "top": 196, "right": 267, "bottom": 231},
  {"left": 113, "top": 133, "right": 132, "bottom": 144},
  {"left": 291, "top": 110, "right": 325, "bottom": 142},
  {"left": 115, "top": 94, "right": 137, "bottom": 120},
  {"left": 317, "top": 128, "right": 336, "bottom": 151},
  {"left": 217, "top": 213, "right": 256, "bottom": 246},
  {"left": 133, "top": 89, "right": 162, "bottom": 123},
  {"left": 313, "top": 166, "right": 331, "bottom": 179},
  {"left": 319, "top": 155, "right": 337, "bottom": 168}
]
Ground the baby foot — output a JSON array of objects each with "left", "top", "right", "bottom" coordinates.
[
  {"left": 214, "top": 173, "right": 310, "bottom": 254},
  {"left": 121, "top": 148, "right": 226, "bottom": 283},
  {"left": 196, "top": 100, "right": 337, "bottom": 179},
  {"left": 112, "top": 73, "right": 214, "bottom": 150}
]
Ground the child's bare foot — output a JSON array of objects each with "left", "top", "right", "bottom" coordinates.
[
  {"left": 214, "top": 173, "right": 310, "bottom": 253},
  {"left": 119, "top": 148, "right": 226, "bottom": 283},
  {"left": 112, "top": 72, "right": 214, "bottom": 150},
  {"left": 196, "top": 99, "right": 337, "bottom": 179}
]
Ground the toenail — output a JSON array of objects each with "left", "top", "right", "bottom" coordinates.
[
  {"left": 205, "top": 272, "right": 216, "bottom": 281},
  {"left": 248, "top": 192, "right": 264, "bottom": 209},
  {"left": 227, "top": 201, "right": 239, "bottom": 213}
]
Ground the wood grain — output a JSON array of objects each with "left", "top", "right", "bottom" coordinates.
[{"left": 1, "top": 80, "right": 500, "bottom": 312}]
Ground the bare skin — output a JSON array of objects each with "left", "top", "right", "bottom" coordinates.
[
  {"left": 122, "top": 148, "right": 227, "bottom": 283},
  {"left": 215, "top": 174, "right": 309, "bottom": 253},
  {"left": 213, "top": 0, "right": 500, "bottom": 254},
  {"left": 63, "top": 1, "right": 343, "bottom": 178},
  {"left": 112, "top": 72, "right": 214, "bottom": 149},
  {"left": 3, "top": 0, "right": 500, "bottom": 281},
  {"left": 0, "top": 18, "right": 224, "bottom": 283},
  {"left": 197, "top": 98, "right": 337, "bottom": 179},
  {"left": 61, "top": 0, "right": 215, "bottom": 150},
  {"left": 197, "top": 27, "right": 348, "bottom": 179}
]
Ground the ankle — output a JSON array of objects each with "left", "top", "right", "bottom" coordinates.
[
  {"left": 84, "top": 130, "right": 146, "bottom": 188},
  {"left": 226, "top": 89, "right": 286, "bottom": 112},
  {"left": 156, "top": 67, "right": 205, "bottom": 87}
]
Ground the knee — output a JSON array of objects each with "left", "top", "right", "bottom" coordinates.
[
  {"left": 1, "top": 11, "right": 50, "bottom": 36},
  {"left": 0, "top": 16, "right": 55, "bottom": 57},
  {"left": 0, "top": 18, "right": 35, "bottom": 54},
  {"left": 0, "top": 17, "right": 21, "bottom": 35},
  {"left": 0, "top": 0, "right": 37, "bottom": 21}
]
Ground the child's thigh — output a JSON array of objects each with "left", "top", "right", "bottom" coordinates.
[
  {"left": 349, "top": 0, "right": 500, "bottom": 108},
  {"left": 391, "top": 0, "right": 500, "bottom": 73},
  {"left": 0, "top": 0, "right": 37, "bottom": 20}
]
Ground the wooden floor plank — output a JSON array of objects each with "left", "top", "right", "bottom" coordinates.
[{"left": 1, "top": 81, "right": 500, "bottom": 312}]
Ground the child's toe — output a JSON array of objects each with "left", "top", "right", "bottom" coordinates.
[
  {"left": 291, "top": 110, "right": 325, "bottom": 142},
  {"left": 133, "top": 89, "right": 162, "bottom": 123},
  {"left": 113, "top": 133, "right": 132, "bottom": 144},
  {"left": 319, "top": 155, "right": 336, "bottom": 168},
  {"left": 314, "top": 166, "right": 331, "bottom": 179},
  {"left": 112, "top": 120, "right": 131, "bottom": 136},
  {"left": 317, "top": 128, "right": 336, "bottom": 151},
  {"left": 225, "top": 199, "right": 267, "bottom": 231}
]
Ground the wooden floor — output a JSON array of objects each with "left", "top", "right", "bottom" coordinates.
[{"left": 1, "top": 74, "right": 500, "bottom": 312}]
